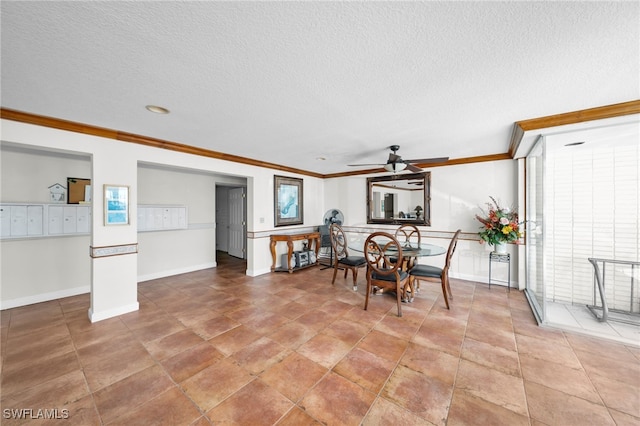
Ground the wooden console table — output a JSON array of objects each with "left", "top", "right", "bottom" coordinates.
[{"left": 270, "top": 231, "right": 320, "bottom": 273}]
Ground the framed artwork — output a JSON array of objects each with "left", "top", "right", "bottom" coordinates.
[
  {"left": 104, "top": 185, "right": 129, "bottom": 225},
  {"left": 274, "top": 175, "right": 303, "bottom": 226},
  {"left": 67, "top": 177, "right": 91, "bottom": 204}
]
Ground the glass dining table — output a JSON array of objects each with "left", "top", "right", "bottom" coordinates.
[
  {"left": 348, "top": 238, "right": 446, "bottom": 265},
  {"left": 347, "top": 236, "right": 446, "bottom": 299}
]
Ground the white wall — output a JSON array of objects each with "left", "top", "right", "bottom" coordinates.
[
  {"left": 0, "top": 145, "right": 92, "bottom": 306},
  {"left": 1, "top": 119, "right": 519, "bottom": 310},
  {"left": 137, "top": 164, "right": 220, "bottom": 281},
  {"left": 0, "top": 144, "right": 92, "bottom": 203},
  {"left": 324, "top": 160, "right": 520, "bottom": 285},
  {"left": 0, "top": 119, "right": 327, "bottom": 310},
  {"left": 325, "top": 161, "right": 518, "bottom": 232}
]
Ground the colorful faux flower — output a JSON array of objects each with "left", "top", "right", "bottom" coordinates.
[{"left": 475, "top": 197, "right": 522, "bottom": 246}]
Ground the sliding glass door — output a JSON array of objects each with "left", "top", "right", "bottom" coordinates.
[
  {"left": 525, "top": 138, "right": 545, "bottom": 323},
  {"left": 523, "top": 122, "right": 639, "bottom": 328}
]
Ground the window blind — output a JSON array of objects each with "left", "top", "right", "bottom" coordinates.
[{"left": 546, "top": 136, "right": 639, "bottom": 312}]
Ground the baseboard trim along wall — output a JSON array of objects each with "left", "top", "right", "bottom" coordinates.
[
  {"left": 89, "top": 302, "right": 140, "bottom": 323},
  {"left": 0, "top": 285, "right": 90, "bottom": 310},
  {"left": 137, "top": 262, "right": 217, "bottom": 283}
]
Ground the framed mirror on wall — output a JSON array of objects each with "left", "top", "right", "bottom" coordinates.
[{"left": 367, "top": 172, "right": 430, "bottom": 225}]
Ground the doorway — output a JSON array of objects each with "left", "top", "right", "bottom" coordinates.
[
  {"left": 384, "top": 193, "right": 395, "bottom": 219},
  {"left": 523, "top": 121, "right": 639, "bottom": 342},
  {"left": 215, "top": 185, "right": 247, "bottom": 259}
]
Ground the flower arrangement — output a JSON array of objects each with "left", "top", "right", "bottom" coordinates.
[{"left": 475, "top": 197, "right": 522, "bottom": 246}]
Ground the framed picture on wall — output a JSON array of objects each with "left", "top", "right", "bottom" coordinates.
[
  {"left": 274, "top": 175, "right": 303, "bottom": 226},
  {"left": 104, "top": 185, "right": 129, "bottom": 225},
  {"left": 67, "top": 177, "right": 91, "bottom": 204}
]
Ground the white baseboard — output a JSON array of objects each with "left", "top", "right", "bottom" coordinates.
[
  {"left": 454, "top": 272, "right": 519, "bottom": 289},
  {"left": 89, "top": 302, "right": 139, "bottom": 322},
  {"left": 454, "top": 272, "right": 489, "bottom": 284},
  {"left": 246, "top": 267, "right": 271, "bottom": 277},
  {"left": 1, "top": 263, "right": 219, "bottom": 310},
  {"left": 0, "top": 285, "right": 90, "bottom": 310},
  {"left": 137, "top": 262, "right": 217, "bottom": 283}
]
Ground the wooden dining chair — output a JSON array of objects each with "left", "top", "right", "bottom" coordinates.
[
  {"left": 408, "top": 229, "right": 461, "bottom": 308},
  {"left": 329, "top": 223, "right": 367, "bottom": 291},
  {"left": 394, "top": 224, "right": 422, "bottom": 270},
  {"left": 363, "top": 232, "right": 410, "bottom": 317}
]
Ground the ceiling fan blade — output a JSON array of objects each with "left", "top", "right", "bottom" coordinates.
[
  {"left": 388, "top": 153, "right": 401, "bottom": 163},
  {"left": 348, "top": 145, "right": 449, "bottom": 171},
  {"left": 406, "top": 164, "right": 423, "bottom": 173},
  {"left": 405, "top": 157, "right": 449, "bottom": 164}
]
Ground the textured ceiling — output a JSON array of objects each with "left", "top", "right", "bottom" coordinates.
[{"left": 1, "top": 1, "right": 638, "bottom": 175}]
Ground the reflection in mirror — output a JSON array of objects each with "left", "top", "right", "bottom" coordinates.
[{"left": 367, "top": 172, "right": 430, "bottom": 225}]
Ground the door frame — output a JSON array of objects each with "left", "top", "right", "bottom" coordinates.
[{"left": 215, "top": 184, "right": 247, "bottom": 259}]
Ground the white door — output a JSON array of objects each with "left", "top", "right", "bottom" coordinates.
[
  {"left": 216, "top": 188, "right": 229, "bottom": 252},
  {"left": 228, "top": 187, "right": 245, "bottom": 258}
]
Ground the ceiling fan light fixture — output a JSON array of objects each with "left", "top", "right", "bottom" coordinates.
[
  {"left": 145, "top": 105, "right": 170, "bottom": 114},
  {"left": 384, "top": 162, "right": 407, "bottom": 173}
]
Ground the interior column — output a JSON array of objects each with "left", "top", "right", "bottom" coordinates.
[{"left": 88, "top": 153, "right": 139, "bottom": 322}]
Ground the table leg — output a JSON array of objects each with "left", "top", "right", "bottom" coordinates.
[
  {"left": 270, "top": 239, "right": 277, "bottom": 272},
  {"left": 287, "top": 241, "right": 294, "bottom": 273},
  {"left": 507, "top": 257, "right": 511, "bottom": 292},
  {"left": 312, "top": 236, "right": 320, "bottom": 265},
  {"left": 488, "top": 255, "right": 492, "bottom": 289}
]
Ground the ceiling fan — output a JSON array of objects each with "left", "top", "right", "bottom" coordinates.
[{"left": 348, "top": 145, "right": 449, "bottom": 173}]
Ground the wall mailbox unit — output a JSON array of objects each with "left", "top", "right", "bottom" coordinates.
[
  {"left": 1, "top": 203, "right": 189, "bottom": 239},
  {"left": 137, "top": 205, "right": 188, "bottom": 232},
  {"left": 48, "top": 205, "right": 91, "bottom": 235},
  {"left": 0, "top": 203, "right": 91, "bottom": 239}
]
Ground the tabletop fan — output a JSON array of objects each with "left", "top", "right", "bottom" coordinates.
[
  {"left": 319, "top": 209, "right": 344, "bottom": 269},
  {"left": 323, "top": 208, "right": 345, "bottom": 226}
]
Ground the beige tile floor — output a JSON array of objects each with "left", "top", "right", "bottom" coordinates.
[
  {"left": 1, "top": 252, "right": 639, "bottom": 425},
  {"left": 545, "top": 300, "right": 640, "bottom": 346}
]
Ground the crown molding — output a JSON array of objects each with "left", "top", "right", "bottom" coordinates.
[
  {"left": 509, "top": 100, "right": 640, "bottom": 158},
  {"left": 0, "top": 108, "right": 324, "bottom": 178},
  {"left": 321, "top": 153, "right": 512, "bottom": 178},
  {"left": 3, "top": 107, "right": 519, "bottom": 178}
]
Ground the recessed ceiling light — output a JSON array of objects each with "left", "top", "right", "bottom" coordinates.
[
  {"left": 565, "top": 141, "right": 585, "bottom": 147},
  {"left": 145, "top": 105, "right": 170, "bottom": 114}
]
